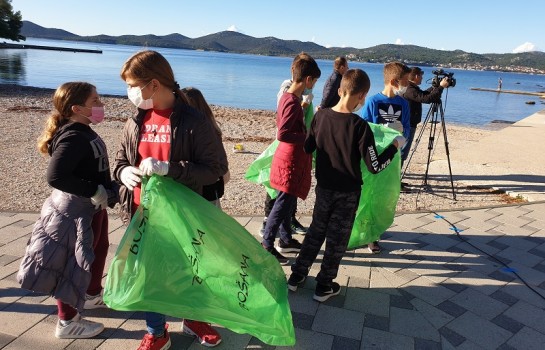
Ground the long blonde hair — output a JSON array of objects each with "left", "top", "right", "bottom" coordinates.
[
  {"left": 37, "top": 82, "right": 95, "bottom": 154},
  {"left": 182, "top": 87, "right": 222, "bottom": 136},
  {"left": 120, "top": 50, "right": 189, "bottom": 105}
]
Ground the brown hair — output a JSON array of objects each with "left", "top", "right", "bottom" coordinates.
[
  {"left": 340, "top": 69, "right": 371, "bottom": 96},
  {"left": 334, "top": 56, "right": 347, "bottom": 71},
  {"left": 37, "top": 82, "right": 95, "bottom": 154},
  {"left": 291, "top": 52, "right": 321, "bottom": 83},
  {"left": 409, "top": 66, "right": 423, "bottom": 80},
  {"left": 120, "top": 50, "right": 189, "bottom": 104},
  {"left": 383, "top": 62, "right": 411, "bottom": 84},
  {"left": 182, "top": 87, "right": 222, "bottom": 136}
]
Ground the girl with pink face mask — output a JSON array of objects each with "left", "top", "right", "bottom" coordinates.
[{"left": 18, "top": 82, "right": 119, "bottom": 340}]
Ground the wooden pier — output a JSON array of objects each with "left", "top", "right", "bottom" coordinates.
[{"left": 0, "top": 42, "right": 102, "bottom": 54}]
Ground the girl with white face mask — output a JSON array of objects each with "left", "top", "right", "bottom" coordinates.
[{"left": 113, "top": 50, "right": 226, "bottom": 350}]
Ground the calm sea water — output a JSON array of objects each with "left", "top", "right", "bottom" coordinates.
[{"left": 1, "top": 38, "right": 544, "bottom": 126}]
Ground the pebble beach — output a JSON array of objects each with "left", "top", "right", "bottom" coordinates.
[{"left": 0, "top": 84, "right": 518, "bottom": 218}]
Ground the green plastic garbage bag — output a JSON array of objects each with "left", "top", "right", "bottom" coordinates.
[
  {"left": 103, "top": 175, "right": 295, "bottom": 346},
  {"left": 348, "top": 124, "right": 401, "bottom": 249},
  {"left": 245, "top": 103, "right": 315, "bottom": 199}
]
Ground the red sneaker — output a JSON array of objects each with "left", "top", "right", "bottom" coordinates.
[
  {"left": 137, "top": 323, "right": 171, "bottom": 350},
  {"left": 182, "top": 320, "right": 222, "bottom": 347}
]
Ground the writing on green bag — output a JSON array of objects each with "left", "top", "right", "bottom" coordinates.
[
  {"left": 236, "top": 254, "right": 251, "bottom": 311},
  {"left": 187, "top": 229, "right": 206, "bottom": 285},
  {"left": 130, "top": 212, "right": 148, "bottom": 255}
]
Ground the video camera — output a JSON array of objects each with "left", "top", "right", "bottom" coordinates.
[{"left": 432, "top": 69, "right": 456, "bottom": 88}]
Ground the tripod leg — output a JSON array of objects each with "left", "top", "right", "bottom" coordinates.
[
  {"left": 423, "top": 105, "right": 438, "bottom": 186},
  {"left": 401, "top": 107, "right": 432, "bottom": 180},
  {"left": 438, "top": 105, "right": 457, "bottom": 200}
]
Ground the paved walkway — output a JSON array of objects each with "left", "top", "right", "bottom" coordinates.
[{"left": 2, "top": 202, "right": 545, "bottom": 349}]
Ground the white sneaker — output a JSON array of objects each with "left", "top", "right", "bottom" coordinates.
[
  {"left": 84, "top": 292, "right": 108, "bottom": 309},
  {"left": 55, "top": 313, "right": 104, "bottom": 339}
]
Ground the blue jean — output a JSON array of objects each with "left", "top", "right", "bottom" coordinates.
[
  {"left": 146, "top": 312, "right": 166, "bottom": 335},
  {"left": 401, "top": 126, "right": 417, "bottom": 166},
  {"left": 261, "top": 191, "right": 296, "bottom": 248}
]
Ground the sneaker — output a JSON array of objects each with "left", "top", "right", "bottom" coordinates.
[
  {"left": 259, "top": 218, "right": 266, "bottom": 237},
  {"left": 291, "top": 217, "right": 307, "bottom": 234},
  {"left": 367, "top": 241, "right": 381, "bottom": 254},
  {"left": 84, "top": 292, "right": 108, "bottom": 309},
  {"left": 55, "top": 313, "right": 104, "bottom": 339},
  {"left": 313, "top": 282, "right": 341, "bottom": 302},
  {"left": 277, "top": 238, "right": 302, "bottom": 253},
  {"left": 287, "top": 274, "right": 306, "bottom": 292},
  {"left": 182, "top": 320, "right": 222, "bottom": 347},
  {"left": 137, "top": 324, "right": 171, "bottom": 350},
  {"left": 263, "top": 244, "right": 290, "bottom": 265}
]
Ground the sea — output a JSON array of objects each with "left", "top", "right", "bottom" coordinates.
[{"left": 1, "top": 37, "right": 544, "bottom": 126}]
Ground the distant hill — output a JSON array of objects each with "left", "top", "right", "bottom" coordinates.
[{"left": 19, "top": 21, "right": 545, "bottom": 74}]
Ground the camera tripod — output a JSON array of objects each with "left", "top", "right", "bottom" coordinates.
[{"left": 402, "top": 100, "right": 456, "bottom": 200}]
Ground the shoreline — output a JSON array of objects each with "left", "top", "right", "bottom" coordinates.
[{"left": 0, "top": 83, "right": 527, "bottom": 130}]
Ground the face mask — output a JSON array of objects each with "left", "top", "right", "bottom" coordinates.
[
  {"left": 396, "top": 85, "right": 408, "bottom": 96},
  {"left": 353, "top": 102, "right": 363, "bottom": 113},
  {"left": 81, "top": 106, "right": 105, "bottom": 124},
  {"left": 127, "top": 82, "right": 154, "bottom": 109}
]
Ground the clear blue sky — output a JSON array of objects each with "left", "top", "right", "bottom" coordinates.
[{"left": 11, "top": 0, "right": 545, "bottom": 54}]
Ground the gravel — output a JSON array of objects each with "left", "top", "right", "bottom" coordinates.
[{"left": 0, "top": 84, "right": 517, "bottom": 217}]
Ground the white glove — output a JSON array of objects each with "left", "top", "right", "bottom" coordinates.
[
  {"left": 90, "top": 184, "right": 108, "bottom": 210},
  {"left": 139, "top": 157, "right": 169, "bottom": 176},
  {"left": 302, "top": 92, "right": 314, "bottom": 105},
  {"left": 393, "top": 135, "right": 406, "bottom": 149},
  {"left": 120, "top": 166, "right": 143, "bottom": 191}
]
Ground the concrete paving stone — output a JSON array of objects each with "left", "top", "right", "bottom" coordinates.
[
  {"left": 501, "top": 280, "right": 545, "bottom": 308},
  {"left": 496, "top": 235, "right": 543, "bottom": 252},
  {"left": 450, "top": 254, "right": 499, "bottom": 275},
  {"left": 445, "top": 245, "right": 470, "bottom": 255},
  {"left": 312, "top": 305, "right": 364, "bottom": 340},
  {"left": 506, "top": 261, "right": 545, "bottom": 286},
  {"left": 449, "top": 288, "right": 508, "bottom": 320},
  {"left": 347, "top": 276, "right": 370, "bottom": 289},
  {"left": 446, "top": 312, "right": 512, "bottom": 349},
  {"left": 363, "top": 314, "right": 389, "bottom": 332},
  {"left": 456, "top": 217, "right": 501, "bottom": 233},
  {"left": 414, "top": 338, "right": 442, "bottom": 350},
  {"left": 488, "top": 270, "right": 516, "bottom": 283},
  {"left": 369, "top": 271, "right": 406, "bottom": 295},
  {"left": 417, "top": 222, "right": 456, "bottom": 239},
  {"left": 408, "top": 262, "right": 455, "bottom": 284},
  {"left": 246, "top": 336, "right": 275, "bottom": 350},
  {"left": 361, "top": 327, "right": 414, "bottom": 350},
  {"left": 442, "top": 262, "right": 468, "bottom": 272},
  {"left": 528, "top": 247, "right": 545, "bottom": 259},
  {"left": 489, "top": 290, "right": 521, "bottom": 307},
  {"left": 389, "top": 307, "right": 440, "bottom": 341},
  {"left": 451, "top": 269, "right": 507, "bottom": 295},
  {"left": 331, "top": 336, "right": 360, "bottom": 350},
  {"left": 496, "top": 344, "right": 518, "bottom": 350},
  {"left": 436, "top": 300, "right": 467, "bottom": 318},
  {"left": 94, "top": 317, "right": 151, "bottom": 350},
  {"left": 287, "top": 287, "right": 320, "bottom": 316},
  {"left": 0, "top": 259, "right": 24, "bottom": 280},
  {"left": 344, "top": 288, "right": 390, "bottom": 317},
  {"left": 491, "top": 314, "right": 525, "bottom": 334},
  {"left": 441, "top": 280, "right": 468, "bottom": 294},
  {"left": 11, "top": 213, "right": 40, "bottom": 222},
  {"left": 505, "top": 326, "right": 545, "bottom": 350},
  {"left": 0, "top": 333, "right": 16, "bottom": 348},
  {"left": 2, "top": 314, "right": 73, "bottom": 350},
  {"left": 533, "top": 262, "right": 545, "bottom": 274},
  {"left": 292, "top": 311, "right": 314, "bottom": 330},
  {"left": 523, "top": 220, "right": 545, "bottom": 231},
  {"left": 502, "top": 300, "right": 545, "bottom": 334},
  {"left": 389, "top": 294, "right": 414, "bottom": 310},
  {"left": 409, "top": 245, "right": 463, "bottom": 264},
  {"left": 0, "top": 254, "right": 19, "bottom": 266},
  {"left": 361, "top": 252, "right": 415, "bottom": 273},
  {"left": 278, "top": 327, "right": 335, "bottom": 350},
  {"left": 491, "top": 212, "right": 536, "bottom": 228},
  {"left": 496, "top": 246, "right": 543, "bottom": 267},
  {"left": 0, "top": 225, "right": 32, "bottom": 246},
  {"left": 0, "top": 234, "right": 30, "bottom": 256},
  {"left": 410, "top": 298, "right": 454, "bottom": 329},
  {"left": 383, "top": 267, "right": 420, "bottom": 287},
  {"left": 393, "top": 213, "right": 435, "bottom": 231},
  {"left": 486, "top": 239, "right": 509, "bottom": 251},
  {"left": 438, "top": 326, "right": 466, "bottom": 347},
  {"left": 495, "top": 223, "right": 540, "bottom": 237},
  {"left": 339, "top": 260, "right": 371, "bottom": 278},
  {"left": 402, "top": 277, "right": 457, "bottom": 306}
]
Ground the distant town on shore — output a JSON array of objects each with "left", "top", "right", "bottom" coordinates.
[{"left": 18, "top": 21, "right": 545, "bottom": 75}]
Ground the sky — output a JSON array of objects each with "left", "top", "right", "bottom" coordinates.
[{"left": 10, "top": 0, "right": 545, "bottom": 54}]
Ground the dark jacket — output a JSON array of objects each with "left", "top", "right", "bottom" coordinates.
[
  {"left": 401, "top": 82, "right": 444, "bottom": 127},
  {"left": 320, "top": 71, "right": 342, "bottom": 109},
  {"left": 113, "top": 97, "right": 222, "bottom": 224}
]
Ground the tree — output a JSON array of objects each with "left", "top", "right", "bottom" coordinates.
[{"left": 0, "top": 0, "right": 25, "bottom": 41}]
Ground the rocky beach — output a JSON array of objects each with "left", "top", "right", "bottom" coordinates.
[{"left": 0, "top": 84, "right": 521, "bottom": 218}]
